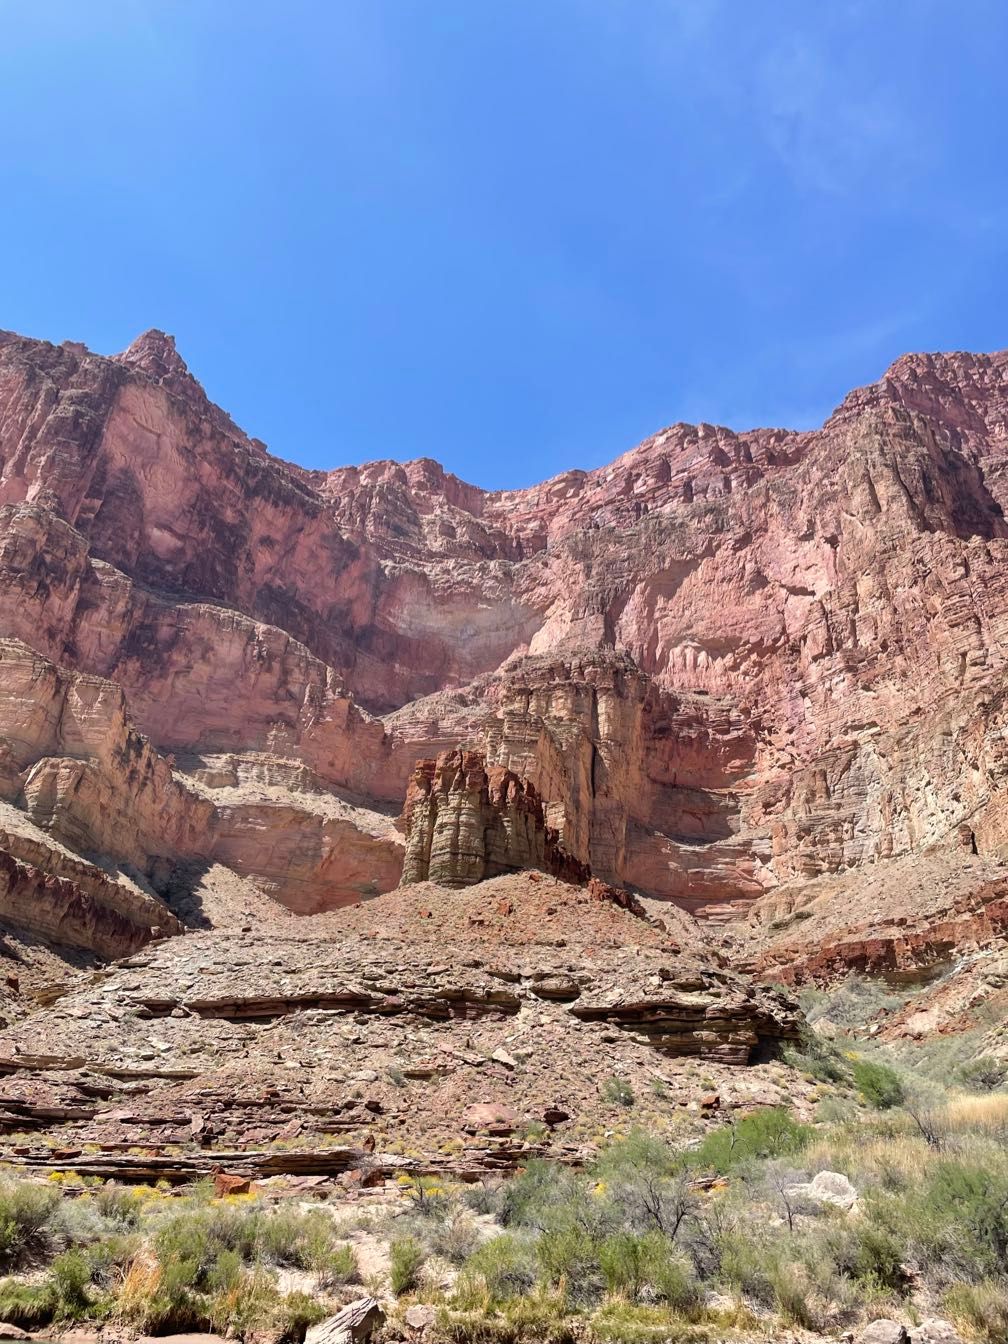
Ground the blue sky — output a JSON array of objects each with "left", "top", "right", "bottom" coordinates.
[{"left": 2, "top": 2, "right": 1006, "bottom": 489}]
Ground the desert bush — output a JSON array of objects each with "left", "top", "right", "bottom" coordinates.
[
  {"left": 598, "top": 1231, "right": 697, "bottom": 1312},
  {"left": 536, "top": 1223, "right": 600, "bottom": 1303},
  {"left": 592, "top": 1132, "right": 678, "bottom": 1182},
  {"left": 317, "top": 1240, "right": 359, "bottom": 1287},
  {"left": 601, "top": 1077, "right": 636, "bottom": 1108},
  {"left": 454, "top": 1233, "right": 538, "bottom": 1309},
  {"left": 593, "top": 1132, "right": 696, "bottom": 1241},
  {"left": 399, "top": 1173, "right": 453, "bottom": 1216},
  {"left": 718, "top": 1232, "right": 820, "bottom": 1331},
  {"left": 957, "top": 1057, "right": 1008, "bottom": 1094},
  {"left": 390, "top": 1235, "right": 426, "bottom": 1296},
  {"left": 852, "top": 1058, "right": 905, "bottom": 1109},
  {"left": 865, "top": 1157, "right": 1008, "bottom": 1286},
  {"left": 803, "top": 976, "right": 907, "bottom": 1030},
  {"left": 0, "top": 1278, "right": 55, "bottom": 1328},
  {"left": 462, "top": 1181, "right": 501, "bottom": 1217},
  {"left": 48, "top": 1248, "right": 97, "bottom": 1321},
  {"left": 275, "top": 1289, "right": 328, "bottom": 1340},
  {"left": 258, "top": 1207, "right": 349, "bottom": 1276},
  {"left": 114, "top": 1254, "right": 208, "bottom": 1334},
  {"left": 93, "top": 1183, "right": 145, "bottom": 1227},
  {"left": 815, "top": 1095, "right": 859, "bottom": 1125},
  {"left": 430, "top": 1211, "right": 481, "bottom": 1265},
  {"left": 943, "top": 1277, "right": 1008, "bottom": 1342},
  {"left": 442, "top": 1288, "right": 575, "bottom": 1344},
  {"left": 207, "top": 1264, "right": 279, "bottom": 1337},
  {"left": 846, "top": 1221, "right": 905, "bottom": 1293},
  {"left": 689, "top": 1107, "right": 811, "bottom": 1175},
  {"left": 53, "top": 1195, "right": 123, "bottom": 1249},
  {"left": 499, "top": 1161, "right": 582, "bottom": 1230},
  {"left": 0, "top": 1181, "right": 59, "bottom": 1270},
  {"left": 781, "top": 1026, "right": 850, "bottom": 1083}
]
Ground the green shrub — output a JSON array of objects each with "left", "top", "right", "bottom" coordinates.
[
  {"left": 390, "top": 1236, "right": 426, "bottom": 1296},
  {"left": 454, "top": 1233, "right": 538, "bottom": 1308},
  {"left": 430, "top": 1212, "right": 480, "bottom": 1265},
  {"left": 275, "top": 1289, "right": 328, "bottom": 1341},
  {"left": 781, "top": 1027, "right": 849, "bottom": 1083},
  {"left": 599, "top": 1232, "right": 649, "bottom": 1299},
  {"left": 852, "top": 1059, "right": 905, "bottom": 1109},
  {"left": 259, "top": 1208, "right": 345, "bottom": 1273},
  {"left": 599, "top": 1231, "right": 697, "bottom": 1312},
  {"left": 0, "top": 1181, "right": 59, "bottom": 1270},
  {"left": 463, "top": 1182, "right": 500, "bottom": 1217},
  {"left": 208, "top": 1265, "right": 279, "bottom": 1337},
  {"left": 114, "top": 1255, "right": 202, "bottom": 1334},
  {"left": 0, "top": 1278, "right": 55, "bottom": 1328},
  {"left": 93, "top": 1183, "right": 145, "bottom": 1227},
  {"left": 152, "top": 1214, "right": 213, "bottom": 1287},
  {"left": 48, "top": 1248, "right": 96, "bottom": 1321},
  {"left": 318, "top": 1240, "right": 359, "bottom": 1286},
  {"left": 690, "top": 1108, "right": 811, "bottom": 1175},
  {"left": 499, "top": 1161, "right": 581, "bottom": 1229},
  {"left": 591, "top": 1132, "right": 679, "bottom": 1183},
  {"left": 718, "top": 1233, "right": 818, "bottom": 1331},
  {"left": 602, "top": 1077, "right": 635, "bottom": 1109},
  {"left": 764, "top": 1255, "right": 818, "bottom": 1331},
  {"left": 866, "top": 1158, "right": 1008, "bottom": 1286},
  {"left": 821, "top": 1217, "right": 906, "bottom": 1293},
  {"left": 537, "top": 1223, "right": 598, "bottom": 1300}
]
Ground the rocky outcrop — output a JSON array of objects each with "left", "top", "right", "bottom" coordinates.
[
  {"left": 0, "top": 837, "right": 178, "bottom": 958},
  {"left": 741, "top": 852, "right": 1008, "bottom": 984},
  {"left": 400, "top": 748, "right": 589, "bottom": 887},
  {"left": 0, "top": 874, "right": 803, "bottom": 1173},
  {"left": 0, "top": 639, "right": 404, "bottom": 935}
]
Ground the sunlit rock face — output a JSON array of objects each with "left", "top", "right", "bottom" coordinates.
[{"left": 1, "top": 325, "right": 1008, "bottom": 949}]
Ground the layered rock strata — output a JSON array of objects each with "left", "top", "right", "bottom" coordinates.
[
  {"left": 2, "top": 327, "right": 1008, "bottom": 935},
  {"left": 399, "top": 748, "right": 589, "bottom": 888},
  {"left": 0, "top": 874, "right": 802, "bottom": 1182}
]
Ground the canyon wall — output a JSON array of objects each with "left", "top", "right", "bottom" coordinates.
[{"left": 1, "top": 325, "right": 1008, "bottom": 947}]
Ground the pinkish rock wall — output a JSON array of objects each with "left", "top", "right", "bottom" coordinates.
[{"left": 2, "top": 326, "right": 1008, "bottom": 937}]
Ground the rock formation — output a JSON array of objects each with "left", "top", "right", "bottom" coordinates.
[
  {"left": 5, "top": 324, "right": 1008, "bottom": 1178},
  {"left": 399, "top": 748, "right": 589, "bottom": 887},
  {"left": 0, "top": 324, "right": 1007, "bottom": 967},
  {"left": 0, "top": 873, "right": 802, "bottom": 1175}
]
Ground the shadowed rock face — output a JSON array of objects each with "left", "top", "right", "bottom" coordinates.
[{"left": 1, "top": 326, "right": 1008, "bottom": 953}]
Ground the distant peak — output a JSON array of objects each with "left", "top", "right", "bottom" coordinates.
[{"left": 115, "top": 329, "right": 193, "bottom": 384}]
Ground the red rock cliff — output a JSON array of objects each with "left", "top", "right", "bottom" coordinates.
[{"left": 2, "top": 327, "right": 1008, "bottom": 942}]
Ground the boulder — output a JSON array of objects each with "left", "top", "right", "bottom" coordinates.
[
  {"left": 306, "top": 1299, "right": 385, "bottom": 1344},
  {"left": 857, "top": 1323, "right": 909, "bottom": 1344},
  {"left": 213, "top": 1172, "right": 251, "bottom": 1197},
  {"left": 462, "top": 1101, "right": 519, "bottom": 1134},
  {"left": 786, "top": 1169, "right": 858, "bottom": 1212},
  {"left": 809, "top": 1169, "right": 858, "bottom": 1210},
  {"left": 404, "top": 1304, "right": 437, "bottom": 1333}
]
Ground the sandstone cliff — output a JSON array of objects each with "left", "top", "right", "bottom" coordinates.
[{"left": 2, "top": 326, "right": 1008, "bottom": 952}]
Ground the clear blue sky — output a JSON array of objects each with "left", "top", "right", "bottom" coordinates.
[{"left": 2, "top": 2, "right": 1006, "bottom": 489}]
